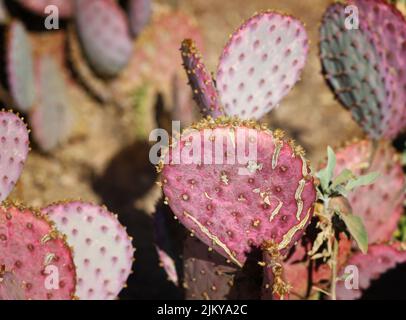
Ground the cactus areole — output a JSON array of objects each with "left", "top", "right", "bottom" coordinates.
[{"left": 159, "top": 117, "right": 317, "bottom": 269}]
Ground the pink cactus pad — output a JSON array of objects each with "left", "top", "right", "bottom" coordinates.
[
  {"left": 7, "top": 20, "right": 36, "bottom": 112},
  {"left": 181, "top": 39, "right": 223, "bottom": 118},
  {"left": 128, "top": 0, "right": 151, "bottom": 37},
  {"left": 17, "top": 0, "right": 74, "bottom": 18},
  {"left": 30, "top": 56, "right": 73, "bottom": 152},
  {"left": 0, "top": 204, "right": 76, "bottom": 300},
  {"left": 336, "top": 242, "right": 406, "bottom": 299},
  {"left": 75, "top": 0, "right": 133, "bottom": 77},
  {"left": 216, "top": 12, "right": 309, "bottom": 120},
  {"left": 0, "top": 111, "right": 29, "bottom": 203},
  {"left": 352, "top": 0, "right": 406, "bottom": 139},
  {"left": 160, "top": 117, "right": 316, "bottom": 267},
  {"left": 334, "top": 140, "right": 405, "bottom": 244},
  {"left": 43, "top": 201, "right": 135, "bottom": 300}
]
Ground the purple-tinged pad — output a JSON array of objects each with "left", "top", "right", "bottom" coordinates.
[
  {"left": 181, "top": 39, "right": 223, "bottom": 118},
  {"left": 183, "top": 236, "right": 262, "bottom": 300},
  {"left": 352, "top": 0, "right": 406, "bottom": 139},
  {"left": 183, "top": 236, "right": 238, "bottom": 300},
  {"left": 44, "top": 201, "right": 135, "bottom": 300},
  {"left": 30, "top": 56, "right": 73, "bottom": 152},
  {"left": 16, "top": 0, "right": 74, "bottom": 18},
  {"left": 336, "top": 242, "right": 406, "bottom": 299},
  {"left": 7, "top": 21, "right": 36, "bottom": 112},
  {"left": 0, "top": 204, "right": 76, "bottom": 300},
  {"left": 216, "top": 11, "right": 309, "bottom": 120},
  {"left": 334, "top": 140, "right": 405, "bottom": 244},
  {"left": 320, "top": 3, "right": 387, "bottom": 140},
  {"left": 128, "top": 0, "right": 151, "bottom": 37},
  {"left": 75, "top": 0, "right": 133, "bottom": 77},
  {"left": 159, "top": 117, "right": 316, "bottom": 267},
  {"left": 0, "top": 111, "right": 29, "bottom": 203}
]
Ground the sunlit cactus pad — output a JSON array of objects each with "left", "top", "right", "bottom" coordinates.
[
  {"left": 0, "top": 111, "right": 29, "bottom": 202},
  {"left": 44, "top": 201, "right": 135, "bottom": 300},
  {"left": 216, "top": 11, "right": 309, "bottom": 120},
  {"left": 159, "top": 117, "right": 316, "bottom": 266},
  {"left": 0, "top": 204, "right": 76, "bottom": 300}
]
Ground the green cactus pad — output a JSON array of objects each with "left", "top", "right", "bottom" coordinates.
[
  {"left": 30, "top": 56, "right": 73, "bottom": 151},
  {"left": 7, "top": 21, "right": 36, "bottom": 112}
]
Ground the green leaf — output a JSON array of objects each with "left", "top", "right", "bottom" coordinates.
[
  {"left": 338, "top": 211, "right": 368, "bottom": 253},
  {"left": 332, "top": 169, "right": 354, "bottom": 189},
  {"left": 317, "top": 146, "right": 336, "bottom": 192},
  {"left": 394, "top": 215, "right": 406, "bottom": 242},
  {"left": 345, "top": 172, "right": 380, "bottom": 191}
]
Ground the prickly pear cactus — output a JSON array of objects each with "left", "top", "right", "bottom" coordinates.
[
  {"left": 16, "top": 0, "right": 74, "bottom": 18},
  {"left": 215, "top": 11, "right": 309, "bottom": 120},
  {"left": 7, "top": 20, "right": 36, "bottom": 112},
  {"left": 128, "top": 0, "right": 151, "bottom": 37},
  {"left": 320, "top": 1, "right": 406, "bottom": 139},
  {"left": 181, "top": 39, "right": 222, "bottom": 118},
  {"left": 353, "top": 0, "right": 406, "bottom": 138},
  {"left": 0, "top": 203, "right": 76, "bottom": 300},
  {"left": 336, "top": 242, "right": 406, "bottom": 299},
  {"left": 159, "top": 117, "right": 316, "bottom": 268},
  {"left": 43, "top": 201, "right": 135, "bottom": 300},
  {"left": 334, "top": 140, "right": 405, "bottom": 244},
  {"left": 0, "top": 111, "right": 29, "bottom": 203},
  {"left": 30, "top": 56, "right": 73, "bottom": 151},
  {"left": 75, "top": 0, "right": 133, "bottom": 77}
]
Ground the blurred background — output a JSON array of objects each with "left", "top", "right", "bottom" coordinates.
[{"left": 0, "top": 0, "right": 382, "bottom": 299}]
